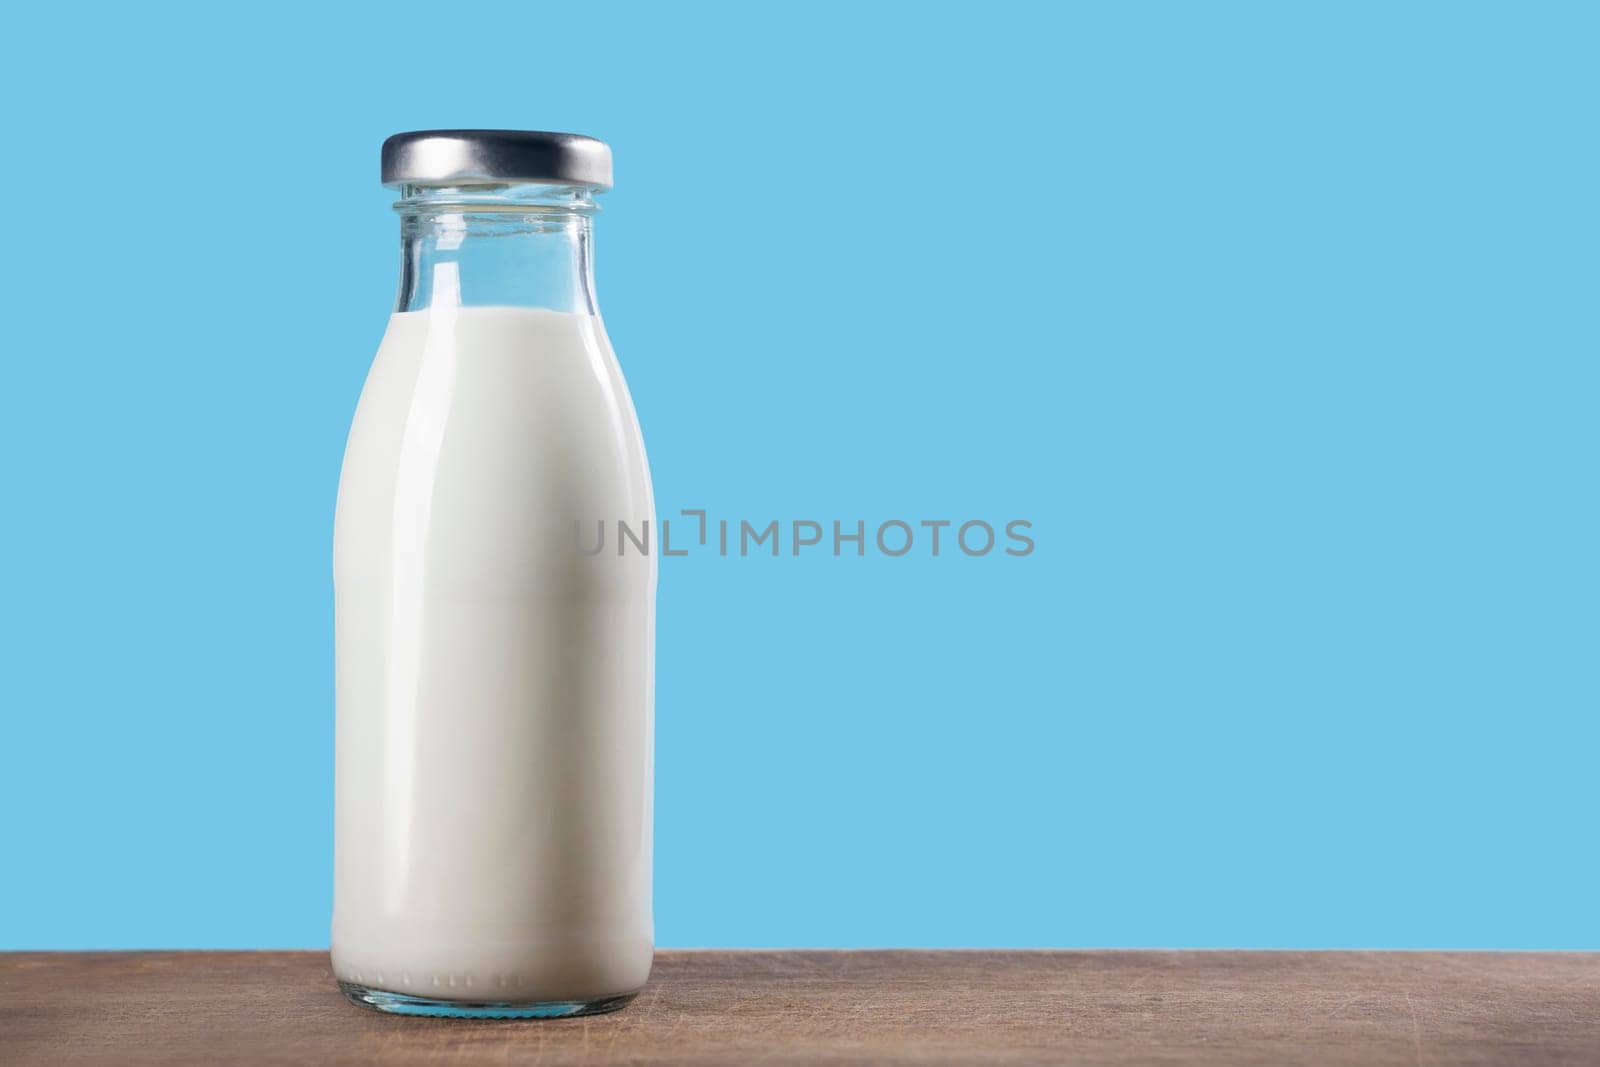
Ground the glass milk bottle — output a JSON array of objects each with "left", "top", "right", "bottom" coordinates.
[{"left": 332, "top": 131, "right": 654, "bottom": 1018}]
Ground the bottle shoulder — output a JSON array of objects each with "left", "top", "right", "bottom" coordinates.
[{"left": 335, "top": 306, "right": 653, "bottom": 566}]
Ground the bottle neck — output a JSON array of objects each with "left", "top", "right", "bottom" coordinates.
[{"left": 394, "top": 182, "right": 602, "bottom": 315}]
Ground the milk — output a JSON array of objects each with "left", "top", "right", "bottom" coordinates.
[{"left": 332, "top": 305, "right": 654, "bottom": 1005}]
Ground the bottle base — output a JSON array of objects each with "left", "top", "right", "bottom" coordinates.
[{"left": 339, "top": 980, "right": 638, "bottom": 1019}]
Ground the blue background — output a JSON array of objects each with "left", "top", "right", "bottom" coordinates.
[{"left": 2, "top": 2, "right": 1595, "bottom": 950}]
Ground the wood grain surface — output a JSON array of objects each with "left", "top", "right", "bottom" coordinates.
[{"left": 3, "top": 950, "right": 1598, "bottom": 1065}]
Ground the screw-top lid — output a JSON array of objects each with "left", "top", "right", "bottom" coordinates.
[{"left": 381, "top": 130, "right": 613, "bottom": 189}]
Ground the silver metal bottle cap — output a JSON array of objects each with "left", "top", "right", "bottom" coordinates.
[{"left": 381, "top": 130, "right": 613, "bottom": 189}]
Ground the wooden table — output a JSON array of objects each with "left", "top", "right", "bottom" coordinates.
[{"left": 4, "top": 950, "right": 1597, "bottom": 1065}]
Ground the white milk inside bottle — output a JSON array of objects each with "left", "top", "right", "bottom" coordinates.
[{"left": 332, "top": 131, "right": 654, "bottom": 1018}]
